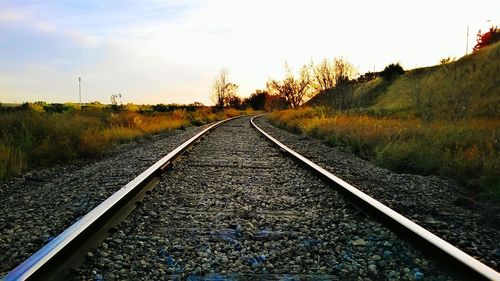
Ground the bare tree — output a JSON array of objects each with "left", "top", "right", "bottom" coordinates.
[
  {"left": 310, "top": 58, "right": 358, "bottom": 93},
  {"left": 310, "top": 59, "right": 335, "bottom": 92},
  {"left": 211, "top": 69, "right": 239, "bottom": 108},
  {"left": 332, "top": 57, "right": 358, "bottom": 85},
  {"left": 267, "top": 64, "right": 311, "bottom": 108},
  {"left": 223, "top": 83, "right": 239, "bottom": 107}
]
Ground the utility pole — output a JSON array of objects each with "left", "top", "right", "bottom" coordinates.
[
  {"left": 78, "top": 77, "right": 82, "bottom": 106},
  {"left": 466, "top": 26, "right": 469, "bottom": 55}
]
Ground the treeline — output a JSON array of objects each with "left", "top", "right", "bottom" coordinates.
[
  {"left": 209, "top": 69, "right": 286, "bottom": 111},
  {"left": 210, "top": 58, "right": 362, "bottom": 111},
  {"left": 259, "top": 58, "right": 407, "bottom": 111},
  {"left": 0, "top": 101, "right": 209, "bottom": 113}
]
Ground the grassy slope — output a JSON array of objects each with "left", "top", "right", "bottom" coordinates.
[
  {"left": 283, "top": 42, "right": 500, "bottom": 200},
  {"left": 354, "top": 41, "right": 500, "bottom": 116},
  {"left": 308, "top": 41, "right": 500, "bottom": 117}
]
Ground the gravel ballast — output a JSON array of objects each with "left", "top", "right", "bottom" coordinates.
[
  {"left": 0, "top": 125, "right": 208, "bottom": 275},
  {"left": 255, "top": 116, "right": 499, "bottom": 272},
  {"left": 72, "top": 117, "right": 453, "bottom": 280}
]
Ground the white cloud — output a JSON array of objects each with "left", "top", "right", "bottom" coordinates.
[
  {"left": 66, "top": 31, "right": 100, "bottom": 48},
  {"left": 1, "top": 0, "right": 499, "bottom": 104},
  {"left": 0, "top": 8, "right": 28, "bottom": 22},
  {"left": 0, "top": 7, "right": 57, "bottom": 33},
  {"left": 33, "top": 21, "right": 57, "bottom": 32}
]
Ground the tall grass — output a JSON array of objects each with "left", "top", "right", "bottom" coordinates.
[
  {"left": 0, "top": 107, "right": 245, "bottom": 180},
  {"left": 371, "top": 41, "right": 500, "bottom": 119},
  {"left": 269, "top": 107, "right": 500, "bottom": 199},
  {"left": 307, "top": 41, "right": 500, "bottom": 121}
]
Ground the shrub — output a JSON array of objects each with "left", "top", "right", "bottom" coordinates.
[
  {"left": 473, "top": 26, "right": 500, "bottom": 52},
  {"left": 244, "top": 90, "right": 268, "bottom": 110},
  {"left": 124, "top": 103, "right": 139, "bottom": 112},
  {"left": 21, "top": 102, "right": 45, "bottom": 112},
  {"left": 440, "top": 56, "right": 456, "bottom": 64},
  {"left": 380, "top": 63, "right": 405, "bottom": 81}
]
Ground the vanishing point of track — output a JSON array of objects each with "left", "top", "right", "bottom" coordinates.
[{"left": 3, "top": 116, "right": 499, "bottom": 280}]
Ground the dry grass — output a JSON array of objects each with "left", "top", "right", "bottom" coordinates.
[
  {"left": 308, "top": 41, "right": 500, "bottom": 120},
  {"left": 269, "top": 107, "right": 500, "bottom": 199},
  {"left": 372, "top": 41, "right": 500, "bottom": 118},
  {"left": 0, "top": 107, "right": 245, "bottom": 180}
]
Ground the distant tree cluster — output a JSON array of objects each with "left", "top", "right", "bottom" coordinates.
[
  {"left": 0, "top": 101, "right": 207, "bottom": 114},
  {"left": 356, "top": 71, "right": 380, "bottom": 82},
  {"left": 209, "top": 59, "right": 404, "bottom": 111},
  {"left": 473, "top": 26, "right": 500, "bottom": 52},
  {"left": 354, "top": 62, "right": 405, "bottom": 83},
  {"left": 380, "top": 63, "right": 405, "bottom": 81},
  {"left": 244, "top": 90, "right": 267, "bottom": 110},
  {"left": 244, "top": 90, "right": 287, "bottom": 111},
  {"left": 264, "top": 58, "right": 358, "bottom": 109},
  {"left": 150, "top": 103, "right": 205, "bottom": 112},
  {"left": 209, "top": 69, "right": 289, "bottom": 111}
]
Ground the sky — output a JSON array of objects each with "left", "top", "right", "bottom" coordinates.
[{"left": 0, "top": 0, "right": 498, "bottom": 105}]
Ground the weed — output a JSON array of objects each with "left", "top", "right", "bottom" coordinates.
[
  {"left": 0, "top": 108, "right": 243, "bottom": 180},
  {"left": 269, "top": 107, "right": 500, "bottom": 200}
]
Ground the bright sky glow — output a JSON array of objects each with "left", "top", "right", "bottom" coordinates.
[{"left": 0, "top": 0, "right": 498, "bottom": 105}]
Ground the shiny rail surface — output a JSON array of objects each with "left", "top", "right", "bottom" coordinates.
[
  {"left": 2, "top": 116, "right": 242, "bottom": 281},
  {"left": 250, "top": 115, "right": 500, "bottom": 281}
]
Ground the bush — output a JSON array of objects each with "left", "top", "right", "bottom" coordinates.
[
  {"left": 380, "top": 63, "right": 404, "bottom": 81},
  {"left": 21, "top": 102, "right": 45, "bottom": 112},
  {"left": 473, "top": 26, "right": 500, "bottom": 52},
  {"left": 244, "top": 90, "right": 269, "bottom": 110}
]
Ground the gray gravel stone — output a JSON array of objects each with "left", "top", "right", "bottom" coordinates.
[
  {"left": 0, "top": 125, "right": 209, "bottom": 275},
  {"left": 255, "top": 116, "right": 500, "bottom": 272},
  {"left": 70, "top": 117, "right": 452, "bottom": 280},
  {"left": 352, "top": 239, "right": 366, "bottom": 246}
]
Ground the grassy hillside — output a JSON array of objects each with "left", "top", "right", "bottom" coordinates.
[
  {"left": 274, "top": 43, "right": 500, "bottom": 200},
  {"left": 309, "top": 41, "right": 500, "bottom": 119},
  {"left": 269, "top": 108, "right": 499, "bottom": 199}
]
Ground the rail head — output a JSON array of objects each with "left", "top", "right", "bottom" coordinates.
[
  {"left": 2, "top": 115, "right": 242, "bottom": 281},
  {"left": 250, "top": 114, "right": 500, "bottom": 281}
]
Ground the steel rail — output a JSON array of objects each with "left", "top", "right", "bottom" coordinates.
[
  {"left": 251, "top": 115, "right": 500, "bottom": 281},
  {"left": 3, "top": 115, "right": 242, "bottom": 281}
]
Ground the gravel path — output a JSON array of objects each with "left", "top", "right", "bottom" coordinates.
[
  {"left": 72, "top": 117, "right": 452, "bottom": 280},
  {"left": 0, "top": 125, "right": 208, "bottom": 275},
  {"left": 255, "top": 116, "right": 500, "bottom": 272}
]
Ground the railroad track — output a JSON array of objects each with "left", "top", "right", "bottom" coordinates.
[{"left": 2, "top": 116, "right": 499, "bottom": 280}]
